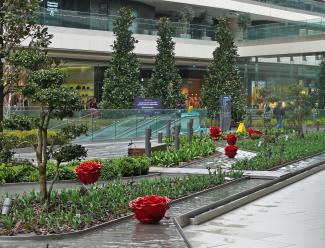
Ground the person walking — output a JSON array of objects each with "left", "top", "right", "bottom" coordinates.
[{"left": 273, "top": 101, "right": 285, "bottom": 129}]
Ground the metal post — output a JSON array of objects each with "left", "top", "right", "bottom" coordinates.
[
  {"left": 248, "top": 111, "right": 252, "bottom": 128},
  {"left": 145, "top": 128, "right": 152, "bottom": 156},
  {"left": 174, "top": 125, "right": 180, "bottom": 151},
  {"left": 187, "top": 118, "right": 193, "bottom": 144},
  {"left": 158, "top": 132, "right": 163, "bottom": 143},
  {"left": 114, "top": 121, "right": 117, "bottom": 139},
  {"left": 166, "top": 120, "right": 171, "bottom": 138},
  {"left": 316, "top": 120, "right": 320, "bottom": 132},
  {"left": 91, "top": 116, "right": 94, "bottom": 141}
]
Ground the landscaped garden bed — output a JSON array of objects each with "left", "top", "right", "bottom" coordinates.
[
  {"left": 0, "top": 171, "right": 242, "bottom": 236},
  {"left": 233, "top": 131, "right": 325, "bottom": 171},
  {"left": 0, "top": 134, "right": 218, "bottom": 184}
]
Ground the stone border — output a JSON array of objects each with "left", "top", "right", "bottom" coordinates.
[
  {"left": 0, "top": 177, "right": 248, "bottom": 240},
  {"left": 187, "top": 163, "right": 325, "bottom": 226},
  {"left": 1, "top": 173, "right": 162, "bottom": 187},
  {"left": 173, "top": 159, "right": 325, "bottom": 245},
  {"left": 267, "top": 152, "right": 324, "bottom": 171}
]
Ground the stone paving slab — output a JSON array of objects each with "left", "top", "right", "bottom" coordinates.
[
  {"left": 184, "top": 148, "right": 256, "bottom": 170},
  {"left": 183, "top": 167, "right": 325, "bottom": 248},
  {"left": 149, "top": 167, "right": 289, "bottom": 179}
]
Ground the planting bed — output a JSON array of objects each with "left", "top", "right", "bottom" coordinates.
[{"left": 0, "top": 171, "right": 242, "bottom": 236}]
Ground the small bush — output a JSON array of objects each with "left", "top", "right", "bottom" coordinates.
[
  {"left": 3, "top": 129, "right": 69, "bottom": 148},
  {"left": 101, "top": 156, "right": 150, "bottom": 180}
]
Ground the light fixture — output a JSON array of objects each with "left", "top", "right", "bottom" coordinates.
[{"left": 1, "top": 198, "right": 12, "bottom": 215}]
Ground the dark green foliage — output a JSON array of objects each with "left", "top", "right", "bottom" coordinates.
[
  {"left": 318, "top": 60, "right": 325, "bottom": 109},
  {"left": 0, "top": 0, "right": 53, "bottom": 127},
  {"left": 286, "top": 84, "right": 315, "bottom": 137},
  {"left": 201, "top": 17, "right": 246, "bottom": 121},
  {"left": 0, "top": 134, "right": 15, "bottom": 163},
  {"left": 60, "top": 124, "right": 88, "bottom": 140},
  {"left": 101, "top": 156, "right": 150, "bottom": 180},
  {"left": 101, "top": 7, "right": 143, "bottom": 109},
  {"left": 7, "top": 47, "right": 84, "bottom": 203},
  {"left": 151, "top": 134, "right": 217, "bottom": 167},
  {"left": 2, "top": 114, "right": 37, "bottom": 131},
  {"left": 2, "top": 171, "right": 238, "bottom": 235},
  {"left": 147, "top": 17, "right": 184, "bottom": 108},
  {"left": 234, "top": 132, "right": 325, "bottom": 170},
  {"left": 53, "top": 145, "right": 87, "bottom": 164},
  {"left": 7, "top": 49, "right": 51, "bottom": 70}
]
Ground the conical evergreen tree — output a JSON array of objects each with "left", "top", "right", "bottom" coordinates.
[
  {"left": 148, "top": 17, "right": 184, "bottom": 108},
  {"left": 201, "top": 17, "right": 246, "bottom": 121},
  {"left": 101, "top": 7, "right": 142, "bottom": 109}
]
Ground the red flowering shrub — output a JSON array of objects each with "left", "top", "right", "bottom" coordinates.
[
  {"left": 226, "top": 133, "right": 237, "bottom": 145},
  {"left": 129, "top": 195, "right": 172, "bottom": 224},
  {"left": 75, "top": 161, "right": 102, "bottom": 184},
  {"left": 225, "top": 145, "right": 238, "bottom": 158},
  {"left": 248, "top": 128, "right": 263, "bottom": 140},
  {"left": 210, "top": 126, "right": 222, "bottom": 140}
]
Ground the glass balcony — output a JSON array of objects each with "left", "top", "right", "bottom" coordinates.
[
  {"left": 245, "top": 18, "right": 325, "bottom": 40},
  {"left": 37, "top": 8, "right": 217, "bottom": 41},
  {"left": 249, "top": 0, "right": 325, "bottom": 14}
]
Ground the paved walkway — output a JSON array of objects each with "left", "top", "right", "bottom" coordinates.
[
  {"left": 13, "top": 139, "right": 145, "bottom": 162},
  {"left": 184, "top": 168, "right": 325, "bottom": 248}
]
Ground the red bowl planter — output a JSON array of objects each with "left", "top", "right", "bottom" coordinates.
[
  {"left": 129, "top": 195, "right": 172, "bottom": 224},
  {"left": 248, "top": 128, "right": 263, "bottom": 140},
  {"left": 76, "top": 172, "right": 101, "bottom": 184},
  {"left": 75, "top": 161, "right": 102, "bottom": 184},
  {"left": 225, "top": 145, "right": 238, "bottom": 158},
  {"left": 210, "top": 126, "right": 222, "bottom": 140},
  {"left": 226, "top": 134, "right": 237, "bottom": 145}
]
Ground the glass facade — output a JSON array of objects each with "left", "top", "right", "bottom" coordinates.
[{"left": 68, "top": 54, "right": 320, "bottom": 110}]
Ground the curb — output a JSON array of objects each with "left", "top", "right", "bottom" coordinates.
[{"left": 176, "top": 162, "right": 325, "bottom": 228}]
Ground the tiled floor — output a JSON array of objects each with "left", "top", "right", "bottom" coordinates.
[{"left": 184, "top": 168, "right": 325, "bottom": 248}]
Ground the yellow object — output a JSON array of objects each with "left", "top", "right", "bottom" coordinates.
[
  {"left": 188, "top": 105, "right": 193, "bottom": 112},
  {"left": 237, "top": 122, "right": 247, "bottom": 133}
]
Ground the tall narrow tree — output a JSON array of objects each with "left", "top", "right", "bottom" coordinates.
[
  {"left": 0, "top": 0, "right": 52, "bottom": 128},
  {"left": 148, "top": 17, "right": 184, "bottom": 108},
  {"left": 101, "top": 7, "right": 142, "bottom": 109},
  {"left": 201, "top": 17, "right": 246, "bottom": 121}
]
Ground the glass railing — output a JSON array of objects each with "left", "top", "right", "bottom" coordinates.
[
  {"left": 37, "top": 8, "right": 217, "bottom": 41},
  {"left": 244, "top": 18, "right": 325, "bottom": 40},
  {"left": 248, "top": 0, "right": 325, "bottom": 14},
  {"left": 4, "top": 108, "right": 208, "bottom": 141}
]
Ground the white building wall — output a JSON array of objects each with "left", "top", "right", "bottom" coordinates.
[
  {"left": 151, "top": 0, "right": 323, "bottom": 21},
  {"left": 47, "top": 26, "right": 325, "bottom": 60}
]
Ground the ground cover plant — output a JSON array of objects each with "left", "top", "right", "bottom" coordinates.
[
  {"left": 0, "top": 171, "right": 242, "bottom": 236},
  {"left": 151, "top": 134, "right": 217, "bottom": 167},
  {"left": 233, "top": 131, "right": 325, "bottom": 171}
]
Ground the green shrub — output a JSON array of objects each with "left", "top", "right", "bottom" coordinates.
[
  {"left": 3, "top": 129, "right": 69, "bottom": 148},
  {"left": 101, "top": 156, "right": 150, "bottom": 180},
  {"left": 233, "top": 132, "right": 325, "bottom": 171}
]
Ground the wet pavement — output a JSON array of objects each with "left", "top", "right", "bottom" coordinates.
[
  {"left": 184, "top": 166, "right": 325, "bottom": 248},
  {"left": 0, "top": 179, "right": 268, "bottom": 248}
]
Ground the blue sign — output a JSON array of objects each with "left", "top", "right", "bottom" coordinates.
[{"left": 134, "top": 98, "right": 162, "bottom": 110}]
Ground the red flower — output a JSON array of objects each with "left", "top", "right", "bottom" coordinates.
[
  {"left": 129, "top": 195, "right": 172, "bottom": 224},
  {"left": 226, "top": 133, "right": 237, "bottom": 145},
  {"left": 210, "top": 126, "right": 222, "bottom": 140},
  {"left": 225, "top": 145, "right": 238, "bottom": 158},
  {"left": 248, "top": 128, "right": 263, "bottom": 140},
  {"left": 75, "top": 161, "right": 101, "bottom": 184}
]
